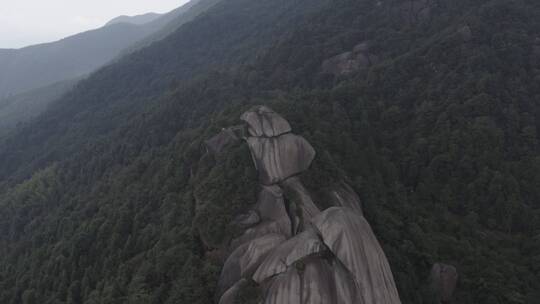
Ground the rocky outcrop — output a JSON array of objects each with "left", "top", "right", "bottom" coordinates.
[
  {"left": 247, "top": 134, "right": 316, "bottom": 185},
  {"left": 322, "top": 41, "right": 378, "bottom": 76},
  {"left": 430, "top": 263, "right": 458, "bottom": 304},
  {"left": 214, "top": 106, "right": 402, "bottom": 304},
  {"left": 314, "top": 207, "right": 401, "bottom": 304},
  {"left": 326, "top": 182, "right": 363, "bottom": 214},
  {"left": 241, "top": 106, "right": 291, "bottom": 137}
]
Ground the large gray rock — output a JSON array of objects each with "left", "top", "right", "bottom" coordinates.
[
  {"left": 262, "top": 268, "right": 301, "bottom": 304},
  {"left": 230, "top": 218, "right": 291, "bottom": 250},
  {"left": 332, "top": 259, "right": 361, "bottom": 304},
  {"left": 230, "top": 186, "right": 292, "bottom": 250},
  {"left": 253, "top": 228, "right": 326, "bottom": 283},
  {"left": 430, "top": 263, "right": 458, "bottom": 303},
  {"left": 258, "top": 250, "right": 361, "bottom": 304},
  {"left": 218, "top": 279, "right": 248, "bottom": 304},
  {"left": 281, "top": 176, "right": 321, "bottom": 232},
  {"left": 247, "top": 134, "right": 316, "bottom": 185},
  {"left": 301, "top": 259, "right": 338, "bottom": 304},
  {"left": 241, "top": 106, "right": 292, "bottom": 138},
  {"left": 256, "top": 185, "right": 289, "bottom": 222},
  {"left": 326, "top": 182, "right": 363, "bottom": 215},
  {"left": 240, "top": 234, "right": 287, "bottom": 277},
  {"left": 260, "top": 258, "right": 361, "bottom": 304},
  {"left": 218, "top": 242, "right": 249, "bottom": 297},
  {"left": 313, "top": 207, "right": 402, "bottom": 304},
  {"left": 218, "top": 234, "right": 285, "bottom": 298}
]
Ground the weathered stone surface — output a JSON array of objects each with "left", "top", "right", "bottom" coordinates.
[
  {"left": 230, "top": 186, "right": 292, "bottom": 250},
  {"left": 218, "top": 234, "right": 284, "bottom": 298},
  {"left": 216, "top": 106, "right": 402, "bottom": 304},
  {"left": 313, "top": 207, "right": 401, "bottom": 304},
  {"left": 240, "top": 234, "right": 287, "bottom": 277},
  {"left": 431, "top": 263, "right": 458, "bottom": 303},
  {"left": 326, "top": 182, "right": 363, "bottom": 215},
  {"left": 205, "top": 128, "right": 240, "bottom": 154},
  {"left": 332, "top": 259, "right": 360, "bottom": 304},
  {"left": 241, "top": 106, "right": 292, "bottom": 138},
  {"left": 281, "top": 176, "right": 321, "bottom": 231},
  {"left": 218, "top": 242, "right": 249, "bottom": 297},
  {"left": 261, "top": 268, "right": 301, "bottom": 304},
  {"left": 260, "top": 257, "right": 361, "bottom": 304},
  {"left": 247, "top": 134, "right": 316, "bottom": 185},
  {"left": 256, "top": 185, "right": 288, "bottom": 222},
  {"left": 231, "top": 218, "right": 291, "bottom": 250},
  {"left": 218, "top": 279, "right": 248, "bottom": 304},
  {"left": 253, "top": 229, "right": 326, "bottom": 283},
  {"left": 285, "top": 228, "right": 327, "bottom": 266},
  {"left": 301, "top": 258, "right": 336, "bottom": 304}
]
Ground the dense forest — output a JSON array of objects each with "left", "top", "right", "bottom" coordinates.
[{"left": 0, "top": 0, "right": 539, "bottom": 303}]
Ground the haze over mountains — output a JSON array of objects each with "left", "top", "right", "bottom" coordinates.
[
  {"left": 0, "top": 0, "right": 539, "bottom": 303},
  {"left": 0, "top": 0, "right": 218, "bottom": 134},
  {"left": 106, "top": 13, "right": 163, "bottom": 26}
]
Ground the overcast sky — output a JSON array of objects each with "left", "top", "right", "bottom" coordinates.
[{"left": 0, "top": 0, "right": 189, "bottom": 49}]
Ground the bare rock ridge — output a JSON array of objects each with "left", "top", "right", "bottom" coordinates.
[{"left": 209, "top": 106, "right": 402, "bottom": 304}]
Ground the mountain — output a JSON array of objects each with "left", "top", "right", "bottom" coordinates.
[
  {"left": 0, "top": 0, "right": 221, "bottom": 133},
  {"left": 0, "top": 0, "right": 218, "bottom": 99},
  {"left": 106, "top": 13, "right": 163, "bottom": 26},
  {"left": 0, "top": 0, "right": 539, "bottom": 303},
  {"left": 0, "top": 79, "right": 77, "bottom": 137}
]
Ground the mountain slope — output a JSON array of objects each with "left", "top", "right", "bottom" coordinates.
[
  {"left": 0, "top": 0, "right": 216, "bottom": 99},
  {"left": 0, "top": 0, "right": 221, "bottom": 134},
  {"left": 0, "top": 79, "right": 77, "bottom": 137},
  {"left": 0, "top": 0, "right": 539, "bottom": 303}
]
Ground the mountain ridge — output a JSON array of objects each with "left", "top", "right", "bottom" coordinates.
[
  {"left": 0, "top": 0, "right": 538, "bottom": 303},
  {"left": 106, "top": 13, "right": 163, "bottom": 27}
]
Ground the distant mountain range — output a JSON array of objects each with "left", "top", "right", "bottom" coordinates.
[
  {"left": 0, "top": 0, "right": 220, "bottom": 134},
  {"left": 0, "top": 0, "right": 214, "bottom": 100},
  {"left": 106, "top": 12, "right": 163, "bottom": 26}
]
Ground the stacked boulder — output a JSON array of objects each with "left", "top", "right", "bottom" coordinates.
[{"left": 212, "top": 106, "right": 402, "bottom": 304}]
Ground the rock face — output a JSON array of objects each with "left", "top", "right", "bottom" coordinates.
[
  {"left": 241, "top": 106, "right": 291, "bottom": 137},
  {"left": 431, "top": 263, "right": 458, "bottom": 304},
  {"left": 247, "top": 134, "right": 316, "bottom": 185},
  {"left": 214, "top": 106, "right": 402, "bottom": 304},
  {"left": 313, "top": 207, "right": 401, "bottom": 304},
  {"left": 326, "top": 182, "right": 363, "bottom": 214},
  {"left": 322, "top": 42, "right": 378, "bottom": 76}
]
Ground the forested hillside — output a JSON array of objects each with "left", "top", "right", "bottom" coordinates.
[
  {"left": 0, "top": 0, "right": 539, "bottom": 303},
  {"left": 0, "top": 0, "right": 221, "bottom": 134}
]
